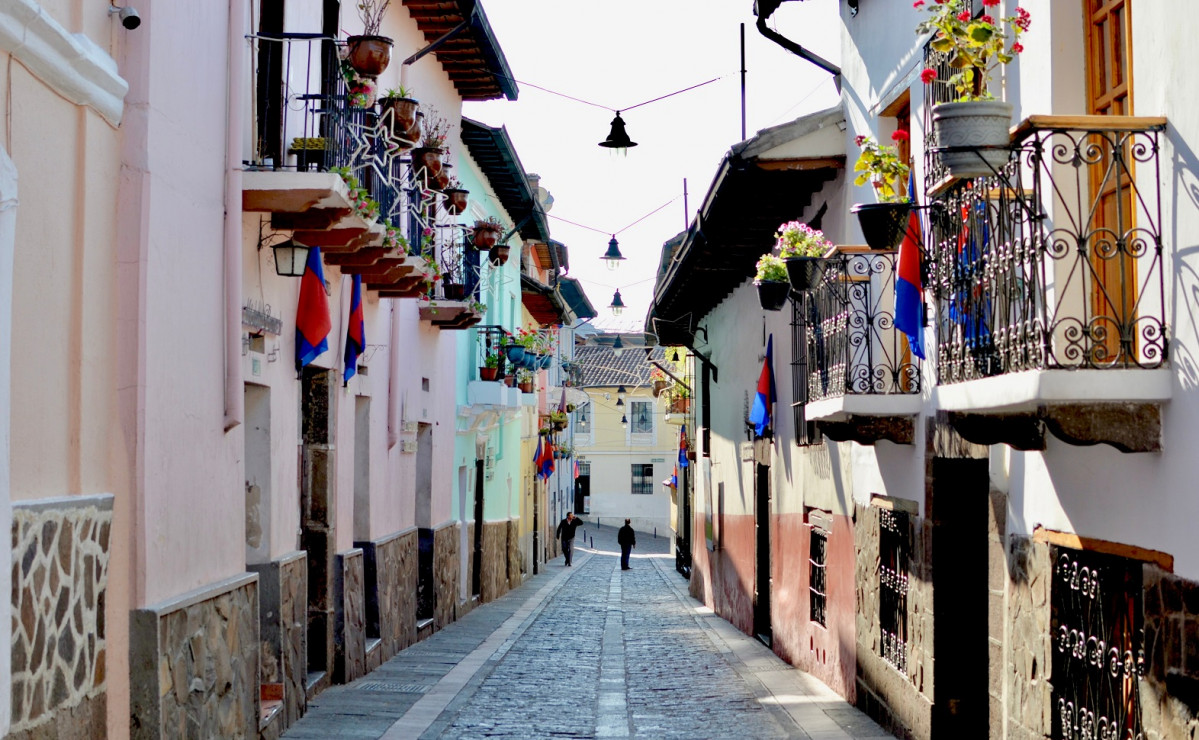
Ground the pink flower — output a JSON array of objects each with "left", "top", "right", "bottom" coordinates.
[
  {"left": 980, "top": 14, "right": 993, "bottom": 24},
  {"left": 891, "top": 129, "right": 910, "bottom": 142},
  {"left": 921, "top": 67, "right": 938, "bottom": 84},
  {"left": 855, "top": 135, "right": 867, "bottom": 146}
]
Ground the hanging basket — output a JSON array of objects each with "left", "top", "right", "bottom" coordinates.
[
  {"left": 504, "top": 345, "right": 526, "bottom": 365},
  {"left": 932, "top": 100, "right": 1014, "bottom": 179},
  {"left": 346, "top": 35, "right": 393, "bottom": 78},
  {"left": 489, "top": 245, "right": 510, "bottom": 266},
  {"left": 411, "top": 147, "right": 443, "bottom": 180},
  {"left": 379, "top": 96, "right": 418, "bottom": 142},
  {"left": 852, "top": 202, "right": 913, "bottom": 252},
  {"left": 472, "top": 226, "right": 501, "bottom": 250},
  {"left": 756, "top": 280, "right": 791, "bottom": 311},
  {"left": 783, "top": 257, "right": 828, "bottom": 293},
  {"left": 443, "top": 189, "right": 469, "bottom": 215}
]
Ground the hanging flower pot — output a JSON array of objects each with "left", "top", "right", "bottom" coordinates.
[
  {"left": 504, "top": 345, "right": 526, "bottom": 365},
  {"left": 411, "top": 147, "right": 443, "bottom": 180},
  {"left": 379, "top": 96, "right": 418, "bottom": 142},
  {"left": 489, "top": 245, "right": 510, "bottom": 266},
  {"left": 434, "top": 163, "right": 453, "bottom": 191},
  {"left": 346, "top": 35, "right": 393, "bottom": 78},
  {"left": 403, "top": 111, "right": 423, "bottom": 148},
  {"left": 472, "top": 225, "right": 501, "bottom": 250},
  {"left": 443, "top": 188, "right": 469, "bottom": 215},
  {"left": 852, "top": 202, "right": 913, "bottom": 252},
  {"left": 539, "top": 354, "right": 553, "bottom": 370},
  {"left": 756, "top": 280, "right": 791, "bottom": 311},
  {"left": 784, "top": 257, "right": 828, "bottom": 293},
  {"left": 932, "top": 100, "right": 1014, "bottom": 179}
]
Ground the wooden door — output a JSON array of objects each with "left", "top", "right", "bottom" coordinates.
[{"left": 1085, "top": 0, "right": 1135, "bottom": 365}]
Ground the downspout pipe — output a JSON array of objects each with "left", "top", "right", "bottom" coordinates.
[
  {"left": 754, "top": 1, "right": 842, "bottom": 92},
  {"left": 224, "top": 0, "right": 248, "bottom": 432},
  {"left": 388, "top": 301, "right": 400, "bottom": 448}
]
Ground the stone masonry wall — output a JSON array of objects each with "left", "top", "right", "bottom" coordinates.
[
  {"left": 1002, "top": 537, "right": 1054, "bottom": 739},
  {"left": 1141, "top": 566, "right": 1199, "bottom": 739},
  {"left": 9, "top": 494, "right": 113, "bottom": 739},
  {"left": 854, "top": 503, "right": 933, "bottom": 740},
  {"left": 507, "top": 519, "right": 521, "bottom": 591},
  {"left": 358, "top": 528, "right": 417, "bottom": 663},
  {"left": 480, "top": 520, "right": 508, "bottom": 603},
  {"left": 334, "top": 549, "right": 366, "bottom": 684},
  {"left": 248, "top": 551, "right": 307, "bottom": 736},
  {"left": 130, "top": 573, "right": 259, "bottom": 739},
  {"left": 433, "top": 522, "right": 460, "bottom": 629}
]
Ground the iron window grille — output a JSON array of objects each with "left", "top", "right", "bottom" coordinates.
[
  {"left": 1049, "top": 545, "right": 1144, "bottom": 740},
  {"left": 630, "top": 464, "right": 654, "bottom": 495},
  {"left": 790, "top": 297, "right": 820, "bottom": 446},
  {"left": 879, "top": 508, "right": 910, "bottom": 673},
  {"left": 808, "top": 512, "right": 830, "bottom": 627}
]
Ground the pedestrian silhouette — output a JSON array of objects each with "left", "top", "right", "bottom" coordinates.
[
  {"left": 618, "top": 518, "right": 636, "bottom": 570},
  {"left": 556, "top": 512, "right": 584, "bottom": 566}
]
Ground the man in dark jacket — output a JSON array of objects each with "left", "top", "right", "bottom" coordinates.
[
  {"left": 618, "top": 519, "right": 636, "bottom": 570},
  {"left": 556, "top": 512, "right": 584, "bottom": 566}
]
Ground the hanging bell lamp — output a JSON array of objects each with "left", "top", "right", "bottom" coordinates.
[
  {"left": 598, "top": 111, "right": 637, "bottom": 151},
  {"left": 612, "top": 334, "right": 625, "bottom": 357},
  {"left": 609, "top": 289, "right": 626, "bottom": 316},
  {"left": 602, "top": 235, "right": 625, "bottom": 270}
]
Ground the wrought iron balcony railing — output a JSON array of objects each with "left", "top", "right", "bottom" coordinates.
[
  {"left": 928, "top": 116, "right": 1167, "bottom": 385},
  {"left": 247, "top": 33, "right": 471, "bottom": 287},
  {"left": 804, "top": 249, "right": 922, "bottom": 403}
]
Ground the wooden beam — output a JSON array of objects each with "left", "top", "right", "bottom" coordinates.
[{"left": 1033, "top": 526, "right": 1174, "bottom": 573}]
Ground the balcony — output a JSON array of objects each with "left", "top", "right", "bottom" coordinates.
[
  {"left": 928, "top": 116, "right": 1169, "bottom": 452},
  {"left": 800, "top": 248, "right": 922, "bottom": 445},
  {"left": 244, "top": 33, "right": 465, "bottom": 288},
  {"left": 417, "top": 228, "right": 484, "bottom": 330}
]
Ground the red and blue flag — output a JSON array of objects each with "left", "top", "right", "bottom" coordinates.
[
  {"left": 343, "top": 274, "right": 365, "bottom": 385},
  {"left": 296, "top": 246, "right": 331, "bottom": 370},
  {"left": 535, "top": 434, "right": 555, "bottom": 480},
  {"left": 748, "top": 335, "right": 777, "bottom": 437},
  {"left": 678, "top": 424, "right": 689, "bottom": 468},
  {"left": 895, "top": 174, "right": 925, "bottom": 359}
]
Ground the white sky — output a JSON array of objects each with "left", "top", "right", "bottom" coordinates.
[{"left": 462, "top": 0, "right": 842, "bottom": 332}]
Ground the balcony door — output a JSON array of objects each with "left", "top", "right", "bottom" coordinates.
[{"left": 1085, "top": 0, "right": 1136, "bottom": 365}]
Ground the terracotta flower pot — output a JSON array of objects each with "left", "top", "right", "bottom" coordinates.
[
  {"left": 346, "top": 35, "right": 393, "bottom": 78},
  {"left": 444, "top": 189, "right": 469, "bottom": 215},
  {"left": 519, "top": 381, "right": 534, "bottom": 393},
  {"left": 472, "top": 226, "right": 500, "bottom": 250},
  {"left": 488, "top": 245, "right": 510, "bottom": 266},
  {"left": 411, "top": 147, "right": 443, "bottom": 180},
  {"left": 479, "top": 366, "right": 499, "bottom": 381},
  {"left": 379, "top": 96, "right": 418, "bottom": 142},
  {"left": 442, "top": 283, "right": 466, "bottom": 301}
]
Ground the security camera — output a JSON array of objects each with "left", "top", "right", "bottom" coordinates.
[{"left": 109, "top": 6, "right": 141, "bottom": 30}]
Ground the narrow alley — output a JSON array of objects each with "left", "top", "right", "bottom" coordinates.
[{"left": 281, "top": 525, "right": 891, "bottom": 740}]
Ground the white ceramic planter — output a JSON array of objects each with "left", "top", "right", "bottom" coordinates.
[{"left": 932, "top": 100, "right": 1014, "bottom": 179}]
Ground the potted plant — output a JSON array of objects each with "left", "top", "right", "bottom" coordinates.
[
  {"left": 346, "top": 0, "right": 393, "bottom": 78},
  {"left": 517, "top": 369, "right": 534, "bottom": 394},
  {"left": 480, "top": 353, "right": 500, "bottom": 381},
  {"left": 471, "top": 217, "right": 503, "bottom": 249},
  {"left": 916, "top": 0, "right": 1030, "bottom": 178},
  {"left": 379, "top": 86, "right": 418, "bottom": 143},
  {"left": 289, "top": 137, "right": 327, "bottom": 171},
  {"left": 341, "top": 61, "right": 378, "bottom": 108},
  {"left": 442, "top": 177, "right": 470, "bottom": 214},
  {"left": 753, "top": 253, "right": 791, "bottom": 311},
  {"left": 850, "top": 132, "right": 915, "bottom": 252},
  {"left": 775, "top": 220, "right": 833, "bottom": 292},
  {"left": 434, "top": 161, "right": 453, "bottom": 192},
  {"left": 411, "top": 108, "right": 449, "bottom": 181},
  {"left": 549, "top": 410, "right": 568, "bottom": 431},
  {"left": 669, "top": 386, "right": 691, "bottom": 415}
]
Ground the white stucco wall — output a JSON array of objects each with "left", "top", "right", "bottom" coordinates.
[{"left": 0, "top": 143, "right": 18, "bottom": 737}]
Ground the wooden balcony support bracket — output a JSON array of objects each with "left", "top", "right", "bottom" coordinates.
[{"left": 817, "top": 414, "right": 915, "bottom": 446}]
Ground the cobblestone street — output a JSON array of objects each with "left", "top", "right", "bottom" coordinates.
[{"left": 283, "top": 525, "right": 894, "bottom": 740}]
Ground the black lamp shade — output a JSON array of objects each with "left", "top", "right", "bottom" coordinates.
[
  {"left": 599, "top": 112, "right": 637, "bottom": 150},
  {"left": 602, "top": 236, "right": 625, "bottom": 270},
  {"left": 272, "top": 240, "right": 309, "bottom": 277},
  {"left": 610, "top": 289, "right": 626, "bottom": 315}
]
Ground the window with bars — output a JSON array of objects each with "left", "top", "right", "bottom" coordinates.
[
  {"left": 630, "top": 463, "right": 654, "bottom": 495},
  {"left": 879, "top": 508, "right": 910, "bottom": 673},
  {"left": 790, "top": 299, "right": 820, "bottom": 446},
  {"left": 809, "top": 512, "right": 830, "bottom": 626},
  {"left": 575, "top": 403, "right": 591, "bottom": 435}
]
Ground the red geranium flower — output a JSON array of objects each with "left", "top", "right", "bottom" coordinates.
[
  {"left": 921, "top": 67, "right": 938, "bottom": 84},
  {"left": 891, "top": 129, "right": 910, "bottom": 142}
]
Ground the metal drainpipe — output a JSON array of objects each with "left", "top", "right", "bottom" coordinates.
[{"left": 754, "top": 1, "right": 842, "bottom": 91}]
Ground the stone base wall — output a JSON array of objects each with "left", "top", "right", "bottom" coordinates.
[
  {"left": 432, "top": 522, "right": 460, "bottom": 629},
  {"left": 1002, "top": 536, "right": 1053, "bottom": 739},
  {"left": 130, "top": 573, "right": 259, "bottom": 739},
  {"left": 333, "top": 548, "right": 366, "bottom": 684},
  {"left": 507, "top": 519, "right": 521, "bottom": 591},
  {"left": 248, "top": 551, "right": 307, "bottom": 736},
  {"left": 358, "top": 527, "right": 417, "bottom": 664},
  {"left": 480, "top": 520, "right": 509, "bottom": 603},
  {"left": 10, "top": 494, "right": 113, "bottom": 739},
  {"left": 854, "top": 502, "right": 933, "bottom": 740}
]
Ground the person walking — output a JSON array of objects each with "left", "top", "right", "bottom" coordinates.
[
  {"left": 556, "top": 512, "right": 584, "bottom": 566},
  {"left": 618, "top": 518, "right": 636, "bottom": 570}
]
